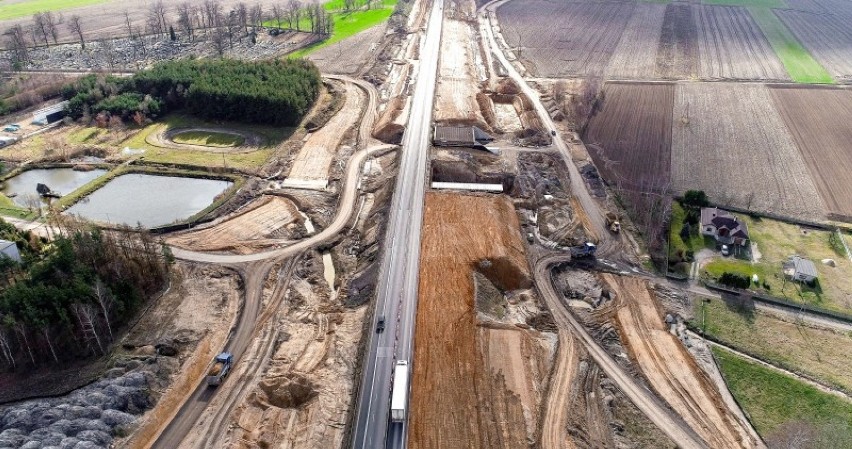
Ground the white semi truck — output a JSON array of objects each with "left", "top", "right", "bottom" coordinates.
[{"left": 390, "top": 360, "right": 410, "bottom": 422}]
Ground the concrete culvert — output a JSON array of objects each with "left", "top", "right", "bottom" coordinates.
[{"left": 259, "top": 373, "right": 319, "bottom": 409}]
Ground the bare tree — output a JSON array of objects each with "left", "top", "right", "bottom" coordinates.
[
  {"left": 92, "top": 278, "right": 114, "bottom": 341},
  {"left": 287, "top": 0, "right": 301, "bottom": 31},
  {"left": 344, "top": 0, "right": 355, "bottom": 12},
  {"left": 101, "top": 38, "right": 117, "bottom": 69},
  {"left": 14, "top": 322, "right": 35, "bottom": 365},
  {"left": 305, "top": 4, "right": 316, "bottom": 33},
  {"left": 249, "top": 3, "right": 263, "bottom": 29},
  {"left": 271, "top": 4, "right": 283, "bottom": 28},
  {"left": 177, "top": 2, "right": 195, "bottom": 39},
  {"left": 203, "top": 0, "right": 223, "bottom": 28},
  {"left": 67, "top": 15, "right": 85, "bottom": 50},
  {"left": 147, "top": 4, "right": 164, "bottom": 36},
  {"left": 153, "top": 0, "right": 169, "bottom": 37},
  {"left": 33, "top": 12, "right": 51, "bottom": 46},
  {"left": 40, "top": 325, "right": 59, "bottom": 363},
  {"left": 236, "top": 2, "right": 249, "bottom": 31},
  {"left": 4, "top": 24, "right": 30, "bottom": 65},
  {"left": 211, "top": 26, "right": 228, "bottom": 55},
  {"left": 0, "top": 319, "right": 16, "bottom": 369},
  {"left": 123, "top": 10, "right": 134, "bottom": 38},
  {"left": 45, "top": 12, "right": 60, "bottom": 44},
  {"left": 73, "top": 303, "right": 104, "bottom": 355}
]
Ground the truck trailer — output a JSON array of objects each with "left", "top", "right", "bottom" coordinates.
[{"left": 390, "top": 360, "right": 410, "bottom": 422}]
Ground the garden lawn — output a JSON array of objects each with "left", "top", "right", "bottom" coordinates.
[
  {"left": 703, "top": 215, "right": 852, "bottom": 312},
  {"left": 713, "top": 347, "right": 852, "bottom": 441},
  {"left": 172, "top": 131, "right": 245, "bottom": 148},
  {"left": 0, "top": 0, "right": 108, "bottom": 20},
  {"left": 748, "top": 7, "right": 834, "bottom": 84}
]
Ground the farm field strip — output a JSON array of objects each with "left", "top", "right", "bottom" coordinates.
[
  {"left": 775, "top": 9, "right": 852, "bottom": 83},
  {"left": 655, "top": 3, "right": 699, "bottom": 79},
  {"left": 606, "top": 3, "right": 666, "bottom": 80},
  {"left": 583, "top": 82, "right": 674, "bottom": 191},
  {"left": 0, "top": 0, "right": 108, "bottom": 20},
  {"left": 671, "top": 83, "right": 824, "bottom": 218},
  {"left": 693, "top": 5, "right": 788, "bottom": 80},
  {"left": 748, "top": 7, "right": 834, "bottom": 84},
  {"left": 496, "top": 0, "right": 633, "bottom": 78},
  {"left": 768, "top": 87, "right": 852, "bottom": 219}
]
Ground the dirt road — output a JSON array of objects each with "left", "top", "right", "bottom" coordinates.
[
  {"left": 481, "top": 1, "right": 624, "bottom": 257},
  {"left": 170, "top": 144, "right": 395, "bottom": 264},
  {"left": 604, "top": 274, "right": 760, "bottom": 448},
  {"left": 540, "top": 322, "right": 579, "bottom": 449},
  {"left": 534, "top": 254, "right": 708, "bottom": 449}
]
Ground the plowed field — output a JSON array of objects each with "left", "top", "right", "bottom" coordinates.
[
  {"left": 411, "top": 193, "right": 534, "bottom": 449},
  {"left": 606, "top": 3, "right": 666, "bottom": 80},
  {"left": 693, "top": 5, "right": 788, "bottom": 80},
  {"left": 777, "top": 9, "right": 852, "bottom": 83},
  {"left": 671, "top": 83, "right": 824, "bottom": 218},
  {"left": 496, "top": 0, "right": 633, "bottom": 77},
  {"left": 769, "top": 87, "right": 852, "bottom": 220},
  {"left": 582, "top": 82, "right": 674, "bottom": 191}
]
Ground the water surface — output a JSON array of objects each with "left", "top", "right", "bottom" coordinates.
[
  {"left": 1, "top": 168, "right": 107, "bottom": 207},
  {"left": 66, "top": 174, "right": 232, "bottom": 228}
]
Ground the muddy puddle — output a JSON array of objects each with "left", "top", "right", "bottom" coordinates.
[
  {"left": 1, "top": 168, "right": 107, "bottom": 207},
  {"left": 65, "top": 173, "right": 231, "bottom": 228}
]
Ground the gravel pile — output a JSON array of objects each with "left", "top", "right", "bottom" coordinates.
[{"left": 0, "top": 361, "right": 157, "bottom": 449}]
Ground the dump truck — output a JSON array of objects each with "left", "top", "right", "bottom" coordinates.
[
  {"left": 605, "top": 212, "right": 621, "bottom": 233},
  {"left": 206, "top": 352, "right": 233, "bottom": 387},
  {"left": 570, "top": 242, "right": 597, "bottom": 258},
  {"left": 390, "top": 360, "right": 410, "bottom": 422}
]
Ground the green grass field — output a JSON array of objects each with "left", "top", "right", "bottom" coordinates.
[
  {"left": 275, "top": 0, "right": 397, "bottom": 58},
  {"left": 0, "top": 0, "right": 109, "bottom": 21},
  {"left": 713, "top": 347, "right": 852, "bottom": 442},
  {"left": 748, "top": 7, "right": 834, "bottom": 84},
  {"left": 172, "top": 131, "right": 245, "bottom": 148}
]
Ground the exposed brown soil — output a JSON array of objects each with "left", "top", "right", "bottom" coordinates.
[
  {"left": 603, "top": 274, "right": 759, "bottom": 448},
  {"left": 167, "top": 195, "right": 304, "bottom": 254},
  {"left": 583, "top": 82, "right": 674, "bottom": 191},
  {"left": 411, "top": 192, "right": 548, "bottom": 449},
  {"left": 434, "top": 13, "right": 490, "bottom": 129},
  {"left": 768, "top": 86, "right": 852, "bottom": 220},
  {"left": 308, "top": 25, "right": 387, "bottom": 75},
  {"left": 655, "top": 3, "right": 699, "bottom": 79}
]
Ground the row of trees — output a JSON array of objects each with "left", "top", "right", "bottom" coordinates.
[
  {"left": 63, "top": 58, "right": 321, "bottom": 126},
  {"left": 0, "top": 219, "right": 172, "bottom": 369},
  {"left": 3, "top": 0, "right": 349, "bottom": 64}
]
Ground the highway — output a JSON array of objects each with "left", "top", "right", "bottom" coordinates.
[{"left": 350, "top": 0, "right": 445, "bottom": 448}]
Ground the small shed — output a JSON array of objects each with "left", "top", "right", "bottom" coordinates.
[
  {"left": 31, "top": 101, "right": 68, "bottom": 126},
  {"left": 0, "top": 240, "right": 21, "bottom": 263},
  {"left": 783, "top": 255, "right": 818, "bottom": 283}
]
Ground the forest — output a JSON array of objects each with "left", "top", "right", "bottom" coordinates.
[
  {"left": 64, "top": 58, "right": 321, "bottom": 126},
  {"left": 0, "top": 219, "right": 172, "bottom": 369}
]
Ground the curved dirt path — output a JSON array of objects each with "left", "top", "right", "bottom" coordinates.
[
  {"left": 534, "top": 254, "right": 709, "bottom": 449},
  {"left": 171, "top": 144, "right": 395, "bottom": 263},
  {"left": 147, "top": 126, "right": 267, "bottom": 153}
]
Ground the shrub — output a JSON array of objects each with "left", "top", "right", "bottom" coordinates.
[{"left": 719, "top": 272, "right": 751, "bottom": 289}]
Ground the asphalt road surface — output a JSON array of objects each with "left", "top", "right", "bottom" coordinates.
[{"left": 350, "top": 1, "right": 445, "bottom": 448}]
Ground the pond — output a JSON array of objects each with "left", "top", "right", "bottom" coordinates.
[
  {"left": 65, "top": 174, "right": 232, "bottom": 228},
  {"left": 1, "top": 168, "right": 107, "bottom": 207}
]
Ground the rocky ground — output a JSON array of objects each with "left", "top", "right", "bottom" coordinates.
[{"left": 3, "top": 29, "right": 316, "bottom": 72}]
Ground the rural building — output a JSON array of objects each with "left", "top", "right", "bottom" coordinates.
[
  {"left": 783, "top": 256, "right": 818, "bottom": 283},
  {"left": 0, "top": 240, "right": 21, "bottom": 263},
  {"left": 432, "top": 125, "right": 493, "bottom": 147},
  {"left": 31, "top": 101, "right": 68, "bottom": 126},
  {"left": 700, "top": 207, "right": 749, "bottom": 246}
]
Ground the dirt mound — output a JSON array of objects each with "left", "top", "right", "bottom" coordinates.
[
  {"left": 259, "top": 373, "right": 318, "bottom": 409},
  {"left": 475, "top": 256, "right": 531, "bottom": 291}
]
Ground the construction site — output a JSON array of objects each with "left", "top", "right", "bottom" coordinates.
[{"left": 1, "top": 0, "right": 850, "bottom": 448}]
